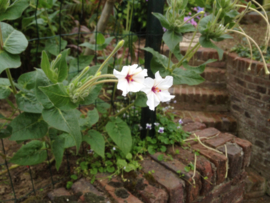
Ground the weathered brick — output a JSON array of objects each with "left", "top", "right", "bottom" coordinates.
[
  {"left": 96, "top": 173, "right": 143, "bottom": 203},
  {"left": 204, "top": 133, "right": 235, "bottom": 148},
  {"left": 48, "top": 188, "right": 71, "bottom": 201},
  {"left": 183, "top": 122, "right": 206, "bottom": 132},
  {"left": 244, "top": 169, "right": 266, "bottom": 198},
  {"left": 191, "top": 144, "right": 227, "bottom": 184},
  {"left": 72, "top": 178, "right": 102, "bottom": 195},
  {"left": 220, "top": 183, "right": 245, "bottom": 203},
  {"left": 217, "top": 143, "right": 243, "bottom": 179},
  {"left": 151, "top": 153, "right": 201, "bottom": 203},
  {"left": 187, "top": 127, "right": 220, "bottom": 145},
  {"left": 141, "top": 158, "right": 185, "bottom": 203},
  {"left": 167, "top": 146, "right": 216, "bottom": 195},
  {"left": 256, "top": 86, "right": 267, "bottom": 94}
]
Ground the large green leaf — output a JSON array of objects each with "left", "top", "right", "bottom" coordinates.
[
  {"left": 68, "top": 55, "right": 94, "bottom": 80},
  {"left": 152, "top": 12, "right": 170, "bottom": 29},
  {"left": 41, "top": 51, "right": 54, "bottom": 82},
  {"left": 0, "top": 78, "right": 11, "bottom": 99},
  {"left": 162, "top": 30, "right": 182, "bottom": 52},
  {"left": 18, "top": 71, "right": 37, "bottom": 90},
  {"left": 143, "top": 47, "right": 171, "bottom": 77},
  {"left": 0, "top": 48, "right": 21, "bottom": 74},
  {"left": 95, "top": 98, "right": 110, "bottom": 114},
  {"left": 199, "top": 36, "right": 224, "bottom": 60},
  {"left": 34, "top": 69, "right": 54, "bottom": 109},
  {"left": 53, "top": 49, "right": 69, "bottom": 82},
  {"left": 80, "top": 84, "right": 103, "bottom": 105},
  {"left": 10, "top": 140, "right": 47, "bottom": 165},
  {"left": 39, "top": 83, "right": 77, "bottom": 110},
  {"left": 83, "top": 130, "right": 105, "bottom": 158},
  {"left": 134, "top": 92, "right": 147, "bottom": 107},
  {"left": 1, "top": 22, "right": 28, "bottom": 54},
  {"left": 15, "top": 91, "right": 43, "bottom": 113},
  {"left": 87, "top": 108, "right": 99, "bottom": 126},
  {"left": 0, "top": 0, "right": 29, "bottom": 21},
  {"left": 0, "top": 125, "right": 12, "bottom": 139},
  {"left": 42, "top": 107, "right": 82, "bottom": 153},
  {"left": 105, "top": 118, "right": 132, "bottom": 155},
  {"left": 9, "top": 113, "right": 48, "bottom": 141},
  {"left": 172, "top": 68, "right": 205, "bottom": 85},
  {"left": 51, "top": 136, "right": 65, "bottom": 170},
  {"left": 58, "top": 133, "right": 76, "bottom": 148},
  {"left": 79, "top": 37, "right": 114, "bottom": 51},
  {"left": 44, "top": 38, "right": 67, "bottom": 56}
]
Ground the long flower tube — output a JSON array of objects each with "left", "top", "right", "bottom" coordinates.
[{"left": 227, "top": 29, "right": 270, "bottom": 75}]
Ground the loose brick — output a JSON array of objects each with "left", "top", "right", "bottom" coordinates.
[
  {"left": 233, "top": 138, "right": 252, "bottom": 168},
  {"left": 186, "top": 127, "right": 220, "bottom": 145},
  {"left": 96, "top": 173, "right": 143, "bottom": 203},
  {"left": 151, "top": 153, "right": 201, "bottom": 203},
  {"left": 191, "top": 144, "right": 227, "bottom": 184},
  {"left": 204, "top": 133, "right": 235, "bottom": 148},
  {"left": 141, "top": 158, "right": 185, "bottom": 203},
  {"left": 167, "top": 146, "right": 216, "bottom": 195},
  {"left": 183, "top": 122, "right": 206, "bottom": 132},
  {"left": 217, "top": 143, "right": 243, "bottom": 179}
]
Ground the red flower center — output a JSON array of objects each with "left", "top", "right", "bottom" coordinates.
[
  {"left": 152, "top": 86, "right": 161, "bottom": 93},
  {"left": 125, "top": 74, "right": 134, "bottom": 83}
]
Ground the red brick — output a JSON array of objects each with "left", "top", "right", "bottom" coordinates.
[
  {"left": 141, "top": 158, "right": 185, "bottom": 203},
  {"left": 183, "top": 122, "right": 206, "bottom": 132},
  {"left": 96, "top": 173, "right": 143, "bottom": 203},
  {"left": 186, "top": 127, "right": 220, "bottom": 145},
  {"left": 191, "top": 143, "right": 227, "bottom": 184},
  {"left": 167, "top": 146, "right": 216, "bottom": 195},
  {"left": 220, "top": 183, "right": 245, "bottom": 203},
  {"left": 217, "top": 143, "right": 243, "bottom": 179},
  {"left": 151, "top": 153, "right": 201, "bottom": 203},
  {"left": 233, "top": 138, "right": 252, "bottom": 168},
  {"left": 204, "top": 133, "right": 235, "bottom": 148},
  {"left": 244, "top": 169, "right": 266, "bottom": 198},
  {"left": 72, "top": 178, "right": 102, "bottom": 195}
]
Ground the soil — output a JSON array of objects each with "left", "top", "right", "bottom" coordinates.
[{"left": 0, "top": 21, "right": 269, "bottom": 202}]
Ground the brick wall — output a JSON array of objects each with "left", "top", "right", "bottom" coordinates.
[{"left": 226, "top": 53, "right": 270, "bottom": 183}]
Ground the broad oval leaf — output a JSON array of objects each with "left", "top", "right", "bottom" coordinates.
[
  {"left": 1, "top": 22, "right": 28, "bottom": 54},
  {"left": 105, "top": 118, "right": 132, "bottom": 155},
  {"left": 9, "top": 140, "right": 47, "bottom": 165},
  {"left": 18, "top": 71, "right": 37, "bottom": 90},
  {"left": 162, "top": 30, "right": 182, "bottom": 52},
  {"left": 152, "top": 12, "right": 170, "bottom": 29},
  {"left": 0, "top": 0, "right": 29, "bottom": 21},
  {"left": 42, "top": 107, "right": 82, "bottom": 153},
  {"left": 83, "top": 130, "right": 105, "bottom": 158},
  {"left": 9, "top": 113, "right": 48, "bottom": 141},
  {"left": 0, "top": 50, "right": 21, "bottom": 74},
  {"left": 15, "top": 91, "right": 43, "bottom": 113},
  {"left": 0, "top": 78, "right": 11, "bottom": 99},
  {"left": 51, "top": 136, "right": 65, "bottom": 170}
]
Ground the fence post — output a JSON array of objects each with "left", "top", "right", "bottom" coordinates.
[{"left": 140, "top": 0, "right": 165, "bottom": 139}]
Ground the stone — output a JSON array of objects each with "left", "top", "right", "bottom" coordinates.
[
  {"left": 217, "top": 143, "right": 243, "bottom": 179},
  {"left": 151, "top": 152, "right": 201, "bottom": 203},
  {"left": 141, "top": 158, "right": 185, "bottom": 203},
  {"left": 48, "top": 187, "right": 71, "bottom": 201}
]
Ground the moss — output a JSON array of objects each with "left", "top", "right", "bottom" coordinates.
[
  {"left": 108, "top": 181, "right": 123, "bottom": 188},
  {"left": 144, "top": 173, "right": 156, "bottom": 185},
  {"left": 115, "top": 188, "right": 129, "bottom": 199}
]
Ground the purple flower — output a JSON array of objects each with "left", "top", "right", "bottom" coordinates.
[
  {"left": 158, "top": 127, "right": 164, "bottom": 134},
  {"left": 146, "top": 123, "right": 152, "bottom": 130},
  {"left": 163, "top": 27, "right": 167, "bottom": 32},
  {"left": 179, "top": 119, "right": 183, "bottom": 125},
  {"left": 184, "top": 16, "right": 198, "bottom": 27},
  {"left": 196, "top": 7, "right": 204, "bottom": 13},
  {"left": 173, "top": 100, "right": 177, "bottom": 103}
]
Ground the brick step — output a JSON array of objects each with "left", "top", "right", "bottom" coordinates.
[
  {"left": 169, "top": 85, "right": 230, "bottom": 112},
  {"left": 173, "top": 110, "right": 237, "bottom": 133},
  {"left": 201, "top": 67, "right": 226, "bottom": 83}
]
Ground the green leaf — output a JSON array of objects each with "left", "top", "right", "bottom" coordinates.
[
  {"left": 53, "top": 49, "right": 69, "bottom": 82},
  {"left": 83, "top": 130, "right": 105, "bottom": 158},
  {"left": 51, "top": 136, "right": 65, "bottom": 170},
  {"left": 96, "top": 98, "right": 110, "bottom": 114},
  {"left": 178, "top": 24, "right": 196, "bottom": 33},
  {"left": 34, "top": 69, "right": 54, "bottom": 109},
  {"left": 95, "top": 33, "right": 105, "bottom": 45},
  {"left": 10, "top": 140, "right": 47, "bottom": 165},
  {"left": 199, "top": 36, "right": 224, "bottom": 60},
  {"left": 0, "top": 126, "right": 12, "bottom": 139},
  {"left": 44, "top": 38, "right": 67, "bottom": 56},
  {"left": 142, "top": 47, "right": 171, "bottom": 77},
  {"left": 41, "top": 51, "right": 54, "bottom": 82},
  {"left": 172, "top": 67, "right": 205, "bottom": 85},
  {"left": 0, "top": 51, "right": 21, "bottom": 74},
  {"left": 80, "top": 108, "right": 99, "bottom": 127},
  {"left": 68, "top": 55, "right": 94, "bottom": 80},
  {"left": 162, "top": 30, "right": 182, "bottom": 52},
  {"left": 134, "top": 92, "right": 147, "bottom": 107},
  {"left": 105, "top": 117, "right": 132, "bottom": 155},
  {"left": 42, "top": 107, "right": 82, "bottom": 153},
  {"left": 15, "top": 91, "right": 43, "bottom": 113},
  {"left": 39, "top": 83, "right": 77, "bottom": 110},
  {"left": 0, "top": 0, "right": 9, "bottom": 13},
  {"left": 184, "top": 166, "right": 191, "bottom": 172},
  {"left": 9, "top": 113, "right": 48, "bottom": 141},
  {"left": 1, "top": 22, "right": 28, "bottom": 54},
  {"left": 126, "top": 153, "right": 132, "bottom": 160},
  {"left": 80, "top": 84, "right": 103, "bottom": 105},
  {"left": 157, "top": 154, "right": 164, "bottom": 161},
  {"left": 0, "top": 78, "right": 11, "bottom": 99},
  {"left": 79, "top": 37, "right": 114, "bottom": 51},
  {"left": 152, "top": 12, "right": 170, "bottom": 29},
  {"left": 18, "top": 71, "right": 37, "bottom": 90},
  {"left": 0, "top": 0, "right": 29, "bottom": 21},
  {"left": 58, "top": 133, "right": 76, "bottom": 148}
]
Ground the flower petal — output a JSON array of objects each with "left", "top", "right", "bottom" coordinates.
[
  {"left": 146, "top": 91, "right": 160, "bottom": 111},
  {"left": 117, "top": 79, "right": 129, "bottom": 96},
  {"left": 141, "top": 77, "right": 154, "bottom": 94},
  {"left": 133, "top": 69, "right": 147, "bottom": 83},
  {"left": 113, "top": 69, "right": 126, "bottom": 79},
  {"left": 156, "top": 90, "right": 175, "bottom": 102},
  {"left": 128, "top": 81, "right": 145, "bottom": 93},
  {"left": 158, "top": 76, "right": 174, "bottom": 90}
]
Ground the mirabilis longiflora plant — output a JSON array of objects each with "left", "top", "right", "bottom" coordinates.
[{"left": 149, "top": 0, "right": 270, "bottom": 77}]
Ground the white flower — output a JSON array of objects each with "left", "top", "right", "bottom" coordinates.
[
  {"left": 113, "top": 147, "right": 116, "bottom": 151},
  {"left": 113, "top": 64, "right": 147, "bottom": 96},
  {"left": 179, "top": 119, "right": 183, "bottom": 125},
  {"left": 158, "top": 127, "right": 164, "bottom": 133},
  {"left": 141, "top": 71, "right": 175, "bottom": 111},
  {"left": 154, "top": 122, "right": 159, "bottom": 126},
  {"left": 146, "top": 123, "right": 152, "bottom": 130}
]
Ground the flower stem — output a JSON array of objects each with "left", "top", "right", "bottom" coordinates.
[
  {"left": 95, "top": 40, "right": 125, "bottom": 75},
  {"left": 6, "top": 69, "right": 17, "bottom": 95},
  {"left": 238, "top": 26, "right": 253, "bottom": 70},
  {"left": 79, "top": 74, "right": 116, "bottom": 92},
  {"left": 227, "top": 29, "right": 270, "bottom": 75},
  {"left": 91, "top": 79, "right": 118, "bottom": 86}
]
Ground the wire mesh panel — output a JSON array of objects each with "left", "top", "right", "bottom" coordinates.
[{"left": 0, "top": 0, "right": 163, "bottom": 202}]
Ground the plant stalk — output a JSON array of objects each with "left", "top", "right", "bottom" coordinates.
[{"left": 6, "top": 69, "right": 17, "bottom": 95}]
